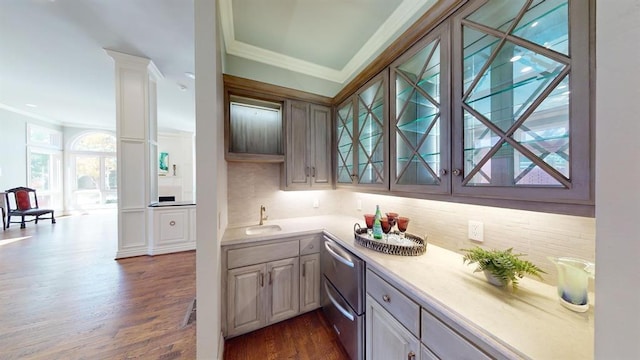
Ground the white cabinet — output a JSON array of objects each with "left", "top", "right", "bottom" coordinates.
[
  {"left": 148, "top": 205, "right": 196, "bottom": 255},
  {"left": 299, "top": 253, "right": 321, "bottom": 313},
  {"left": 366, "top": 294, "right": 421, "bottom": 360},
  {"left": 227, "top": 257, "right": 299, "bottom": 337}
]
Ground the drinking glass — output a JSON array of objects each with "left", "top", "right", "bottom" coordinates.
[
  {"left": 364, "top": 214, "right": 375, "bottom": 236},
  {"left": 386, "top": 212, "right": 398, "bottom": 231},
  {"left": 381, "top": 217, "right": 392, "bottom": 241},
  {"left": 397, "top": 217, "right": 410, "bottom": 237}
]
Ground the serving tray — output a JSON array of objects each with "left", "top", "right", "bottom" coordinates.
[{"left": 353, "top": 223, "right": 427, "bottom": 256}]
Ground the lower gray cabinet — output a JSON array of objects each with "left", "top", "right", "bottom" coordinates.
[
  {"left": 421, "top": 308, "right": 491, "bottom": 360},
  {"left": 299, "top": 253, "right": 321, "bottom": 313},
  {"left": 421, "top": 344, "right": 439, "bottom": 360},
  {"left": 366, "top": 294, "right": 421, "bottom": 360},
  {"left": 226, "top": 257, "right": 299, "bottom": 337}
]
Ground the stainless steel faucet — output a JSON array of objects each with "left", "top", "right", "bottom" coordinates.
[{"left": 259, "top": 205, "right": 267, "bottom": 225}]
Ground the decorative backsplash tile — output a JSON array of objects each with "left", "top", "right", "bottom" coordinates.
[{"left": 227, "top": 163, "right": 596, "bottom": 287}]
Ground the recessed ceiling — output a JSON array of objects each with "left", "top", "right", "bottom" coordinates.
[
  {"left": 221, "top": 0, "right": 438, "bottom": 84},
  {"left": 0, "top": 0, "right": 437, "bottom": 132}
]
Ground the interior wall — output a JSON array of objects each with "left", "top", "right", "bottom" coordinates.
[
  {"left": 595, "top": 0, "right": 640, "bottom": 357},
  {"left": 225, "top": 163, "right": 595, "bottom": 287},
  {"left": 226, "top": 163, "right": 340, "bottom": 226},
  {"left": 0, "top": 109, "right": 28, "bottom": 190},
  {"left": 195, "top": 0, "right": 223, "bottom": 357},
  {"left": 158, "top": 132, "right": 195, "bottom": 202},
  {"left": 0, "top": 109, "right": 63, "bottom": 191},
  {"left": 338, "top": 190, "right": 595, "bottom": 287}
]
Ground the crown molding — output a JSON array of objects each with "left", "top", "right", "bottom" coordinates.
[{"left": 219, "top": 0, "right": 435, "bottom": 84}]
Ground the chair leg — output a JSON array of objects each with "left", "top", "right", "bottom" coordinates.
[
  {"left": 6, "top": 215, "right": 10, "bottom": 229},
  {"left": 35, "top": 215, "right": 39, "bottom": 224},
  {"left": 20, "top": 216, "right": 26, "bottom": 229},
  {"left": 51, "top": 212, "right": 56, "bottom": 224}
]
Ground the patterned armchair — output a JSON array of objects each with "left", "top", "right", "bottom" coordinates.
[{"left": 4, "top": 187, "right": 56, "bottom": 229}]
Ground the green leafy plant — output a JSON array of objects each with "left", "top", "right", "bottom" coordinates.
[{"left": 461, "top": 247, "right": 546, "bottom": 291}]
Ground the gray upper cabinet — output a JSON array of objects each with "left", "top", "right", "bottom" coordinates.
[
  {"left": 284, "top": 100, "right": 332, "bottom": 190},
  {"left": 390, "top": 23, "right": 450, "bottom": 195},
  {"left": 450, "top": 0, "right": 592, "bottom": 204},
  {"left": 336, "top": 70, "right": 389, "bottom": 190}
]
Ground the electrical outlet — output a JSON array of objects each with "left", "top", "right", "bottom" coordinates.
[
  {"left": 313, "top": 198, "right": 319, "bottom": 208},
  {"left": 468, "top": 220, "right": 484, "bottom": 242},
  {"left": 357, "top": 199, "right": 362, "bottom": 211}
]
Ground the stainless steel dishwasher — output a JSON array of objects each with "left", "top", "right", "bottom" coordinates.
[{"left": 321, "top": 235, "right": 365, "bottom": 360}]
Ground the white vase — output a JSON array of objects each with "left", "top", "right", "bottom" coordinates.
[{"left": 483, "top": 270, "right": 506, "bottom": 287}]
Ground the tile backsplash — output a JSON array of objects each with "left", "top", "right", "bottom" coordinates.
[
  {"left": 227, "top": 163, "right": 339, "bottom": 226},
  {"left": 227, "top": 163, "right": 596, "bottom": 286}
]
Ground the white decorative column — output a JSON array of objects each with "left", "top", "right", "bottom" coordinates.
[{"left": 105, "top": 50, "right": 163, "bottom": 259}]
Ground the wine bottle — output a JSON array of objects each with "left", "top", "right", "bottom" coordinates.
[{"left": 372, "top": 205, "right": 383, "bottom": 239}]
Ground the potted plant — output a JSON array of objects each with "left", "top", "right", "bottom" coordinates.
[{"left": 461, "top": 247, "right": 546, "bottom": 291}]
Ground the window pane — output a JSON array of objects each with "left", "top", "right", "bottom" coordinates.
[
  {"left": 29, "top": 153, "right": 50, "bottom": 191},
  {"left": 73, "top": 133, "right": 116, "bottom": 152}
]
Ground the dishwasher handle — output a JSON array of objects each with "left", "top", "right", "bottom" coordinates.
[
  {"left": 324, "top": 281, "right": 355, "bottom": 321},
  {"left": 323, "top": 237, "right": 355, "bottom": 268}
]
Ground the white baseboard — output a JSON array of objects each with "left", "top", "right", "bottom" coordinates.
[
  {"left": 218, "top": 331, "right": 225, "bottom": 360},
  {"left": 148, "top": 242, "right": 196, "bottom": 256}
]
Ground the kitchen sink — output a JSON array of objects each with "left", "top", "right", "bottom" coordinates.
[{"left": 245, "top": 224, "right": 282, "bottom": 235}]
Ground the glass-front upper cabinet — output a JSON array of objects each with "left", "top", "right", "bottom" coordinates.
[
  {"left": 451, "top": 0, "right": 591, "bottom": 203},
  {"left": 390, "top": 23, "right": 450, "bottom": 194},
  {"left": 336, "top": 71, "right": 389, "bottom": 189}
]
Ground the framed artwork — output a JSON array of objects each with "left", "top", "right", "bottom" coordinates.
[{"left": 159, "top": 152, "right": 169, "bottom": 175}]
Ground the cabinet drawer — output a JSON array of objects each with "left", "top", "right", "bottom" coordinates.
[
  {"left": 227, "top": 240, "right": 299, "bottom": 269},
  {"left": 366, "top": 269, "right": 420, "bottom": 337},
  {"left": 299, "top": 235, "right": 320, "bottom": 255},
  {"left": 421, "top": 309, "right": 491, "bottom": 360}
]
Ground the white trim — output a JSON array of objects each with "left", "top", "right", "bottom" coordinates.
[
  {"left": 218, "top": 331, "right": 225, "bottom": 360},
  {"left": 219, "top": 0, "right": 436, "bottom": 83}
]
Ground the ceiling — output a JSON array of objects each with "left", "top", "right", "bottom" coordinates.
[{"left": 0, "top": 0, "right": 436, "bottom": 133}]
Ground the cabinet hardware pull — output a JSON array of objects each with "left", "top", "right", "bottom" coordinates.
[
  {"left": 260, "top": 272, "right": 264, "bottom": 287},
  {"left": 453, "top": 169, "right": 463, "bottom": 176},
  {"left": 305, "top": 166, "right": 310, "bottom": 177},
  {"left": 302, "top": 263, "right": 306, "bottom": 277},
  {"left": 312, "top": 167, "right": 316, "bottom": 177},
  {"left": 408, "top": 351, "right": 416, "bottom": 360},
  {"left": 382, "top": 294, "right": 390, "bottom": 303},
  {"left": 268, "top": 270, "right": 272, "bottom": 285},
  {"left": 440, "top": 169, "right": 448, "bottom": 176},
  {"left": 169, "top": 220, "right": 176, "bottom": 226}
]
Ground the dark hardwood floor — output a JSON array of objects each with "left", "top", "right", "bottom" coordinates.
[
  {"left": 0, "top": 211, "right": 350, "bottom": 360},
  {"left": 0, "top": 211, "right": 196, "bottom": 359},
  {"left": 224, "top": 310, "right": 350, "bottom": 360}
]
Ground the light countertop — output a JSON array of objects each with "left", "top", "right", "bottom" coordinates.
[{"left": 222, "top": 215, "right": 594, "bottom": 359}]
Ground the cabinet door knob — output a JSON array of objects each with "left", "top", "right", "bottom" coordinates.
[
  {"left": 440, "top": 169, "right": 448, "bottom": 176},
  {"left": 169, "top": 220, "right": 176, "bottom": 226},
  {"left": 382, "top": 294, "right": 391, "bottom": 303},
  {"left": 452, "top": 169, "right": 463, "bottom": 176},
  {"left": 408, "top": 351, "right": 416, "bottom": 360}
]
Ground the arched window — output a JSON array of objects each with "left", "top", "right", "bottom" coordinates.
[{"left": 69, "top": 132, "right": 117, "bottom": 209}]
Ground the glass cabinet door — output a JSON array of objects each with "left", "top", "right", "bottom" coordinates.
[
  {"left": 336, "top": 99, "right": 355, "bottom": 184},
  {"left": 452, "top": 0, "right": 591, "bottom": 202},
  {"left": 336, "top": 71, "right": 389, "bottom": 189},
  {"left": 390, "top": 24, "right": 450, "bottom": 194},
  {"left": 356, "top": 72, "right": 388, "bottom": 187}
]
